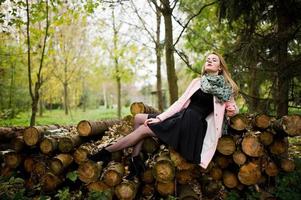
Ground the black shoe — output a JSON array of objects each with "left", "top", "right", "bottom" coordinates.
[
  {"left": 126, "top": 155, "right": 145, "bottom": 180},
  {"left": 89, "top": 148, "right": 112, "bottom": 166}
]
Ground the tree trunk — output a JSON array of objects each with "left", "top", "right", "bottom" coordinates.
[
  {"left": 63, "top": 82, "right": 69, "bottom": 115},
  {"left": 156, "top": 6, "right": 164, "bottom": 111},
  {"left": 276, "top": 4, "right": 289, "bottom": 116},
  {"left": 162, "top": 0, "right": 178, "bottom": 104},
  {"left": 112, "top": 9, "right": 121, "bottom": 119},
  {"left": 27, "top": 0, "right": 49, "bottom": 126}
]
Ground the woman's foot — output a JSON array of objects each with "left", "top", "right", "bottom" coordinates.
[
  {"left": 126, "top": 155, "right": 145, "bottom": 180},
  {"left": 89, "top": 148, "right": 112, "bottom": 166}
]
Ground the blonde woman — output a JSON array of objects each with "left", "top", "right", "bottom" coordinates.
[{"left": 90, "top": 52, "right": 239, "bottom": 180}]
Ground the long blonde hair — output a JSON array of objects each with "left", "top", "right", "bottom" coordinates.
[{"left": 201, "top": 51, "right": 239, "bottom": 96}]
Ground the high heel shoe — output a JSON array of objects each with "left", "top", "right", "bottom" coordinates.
[
  {"left": 89, "top": 148, "right": 112, "bottom": 167},
  {"left": 125, "top": 155, "right": 145, "bottom": 180}
]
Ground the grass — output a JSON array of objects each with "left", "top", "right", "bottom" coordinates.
[{"left": 0, "top": 106, "right": 131, "bottom": 127}]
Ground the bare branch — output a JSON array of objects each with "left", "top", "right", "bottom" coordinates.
[
  {"left": 173, "top": 1, "right": 216, "bottom": 46},
  {"left": 129, "top": 0, "right": 156, "bottom": 43},
  {"left": 171, "top": 0, "right": 179, "bottom": 11},
  {"left": 174, "top": 48, "right": 200, "bottom": 74}
]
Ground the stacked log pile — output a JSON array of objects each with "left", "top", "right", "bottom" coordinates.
[{"left": 0, "top": 103, "right": 300, "bottom": 199}]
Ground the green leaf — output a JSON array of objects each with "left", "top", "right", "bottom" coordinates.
[{"left": 66, "top": 171, "right": 78, "bottom": 182}]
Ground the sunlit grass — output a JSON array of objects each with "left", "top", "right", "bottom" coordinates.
[{"left": 0, "top": 106, "right": 131, "bottom": 127}]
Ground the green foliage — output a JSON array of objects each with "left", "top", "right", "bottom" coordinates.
[
  {"left": 0, "top": 106, "right": 130, "bottom": 126},
  {"left": 273, "top": 158, "right": 301, "bottom": 200},
  {"left": 225, "top": 190, "right": 240, "bottom": 200},
  {"left": 87, "top": 190, "right": 112, "bottom": 200},
  {"left": 0, "top": 176, "right": 30, "bottom": 200},
  {"left": 66, "top": 171, "right": 78, "bottom": 182},
  {"left": 55, "top": 187, "right": 71, "bottom": 200}
]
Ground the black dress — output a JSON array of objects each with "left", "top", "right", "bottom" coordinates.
[{"left": 148, "top": 89, "right": 213, "bottom": 164}]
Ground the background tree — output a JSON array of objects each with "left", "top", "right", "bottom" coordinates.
[
  {"left": 152, "top": 0, "right": 179, "bottom": 105},
  {"left": 218, "top": 0, "right": 301, "bottom": 116},
  {"left": 25, "top": 0, "right": 50, "bottom": 125}
]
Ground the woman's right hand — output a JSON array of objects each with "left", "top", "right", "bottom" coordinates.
[{"left": 144, "top": 118, "right": 161, "bottom": 126}]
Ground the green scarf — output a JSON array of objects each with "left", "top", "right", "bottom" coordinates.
[{"left": 200, "top": 74, "right": 232, "bottom": 103}]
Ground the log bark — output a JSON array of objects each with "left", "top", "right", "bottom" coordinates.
[
  {"left": 238, "top": 162, "right": 261, "bottom": 185},
  {"left": 10, "top": 136, "right": 25, "bottom": 152},
  {"left": 78, "top": 160, "right": 102, "bottom": 184},
  {"left": 77, "top": 119, "right": 121, "bottom": 137},
  {"left": 23, "top": 125, "right": 59, "bottom": 146},
  {"left": 115, "top": 180, "right": 138, "bottom": 200},
  {"left": 103, "top": 161, "right": 125, "bottom": 187},
  {"left": 130, "top": 102, "right": 160, "bottom": 115},
  {"left": 0, "top": 126, "right": 25, "bottom": 142}
]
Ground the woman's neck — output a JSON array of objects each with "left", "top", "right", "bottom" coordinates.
[{"left": 206, "top": 72, "right": 219, "bottom": 76}]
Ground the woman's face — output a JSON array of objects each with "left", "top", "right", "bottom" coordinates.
[{"left": 205, "top": 54, "right": 221, "bottom": 74}]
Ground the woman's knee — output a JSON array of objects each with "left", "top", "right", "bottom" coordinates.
[{"left": 134, "top": 113, "right": 148, "bottom": 124}]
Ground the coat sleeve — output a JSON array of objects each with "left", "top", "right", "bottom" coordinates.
[{"left": 156, "top": 78, "right": 199, "bottom": 121}]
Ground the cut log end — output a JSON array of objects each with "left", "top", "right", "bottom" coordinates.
[
  {"left": 77, "top": 120, "right": 92, "bottom": 136},
  {"left": 23, "top": 127, "right": 40, "bottom": 146}
]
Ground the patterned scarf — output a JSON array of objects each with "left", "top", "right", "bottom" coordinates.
[{"left": 200, "top": 74, "right": 232, "bottom": 103}]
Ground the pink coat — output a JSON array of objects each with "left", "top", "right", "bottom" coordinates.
[{"left": 156, "top": 77, "right": 239, "bottom": 169}]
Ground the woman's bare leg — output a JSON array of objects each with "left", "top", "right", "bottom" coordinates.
[
  {"left": 134, "top": 114, "right": 148, "bottom": 128},
  {"left": 131, "top": 114, "right": 149, "bottom": 156},
  {"left": 105, "top": 123, "right": 155, "bottom": 152}
]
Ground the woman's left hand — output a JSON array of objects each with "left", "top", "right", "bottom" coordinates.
[
  {"left": 144, "top": 118, "right": 161, "bottom": 126},
  {"left": 226, "top": 106, "right": 236, "bottom": 116}
]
